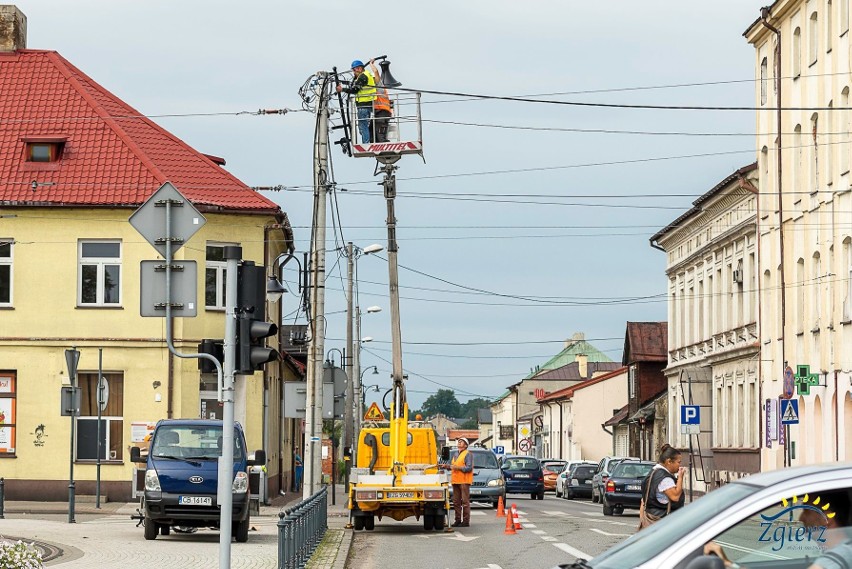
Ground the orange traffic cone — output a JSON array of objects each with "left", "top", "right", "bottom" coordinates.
[
  {"left": 504, "top": 505, "right": 516, "bottom": 534},
  {"left": 496, "top": 496, "right": 505, "bottom": 517},
  {"left": 512, "top": 503, "right": 523, "bottom": 530}
]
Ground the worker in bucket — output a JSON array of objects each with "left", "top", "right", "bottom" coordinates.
[{"left": 336, "top": 59, "right": 377, "bottom": 144}]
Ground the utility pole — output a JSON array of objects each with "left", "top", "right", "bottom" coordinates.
[
  {"left": 305, "top": 73, "right": 330, "bottom": 498},
  {"left": 344, "top": 242, "right": 355, "bottom": 486},
  {"left": 353, "top": 292, "right": 362, "bottom": 457}
]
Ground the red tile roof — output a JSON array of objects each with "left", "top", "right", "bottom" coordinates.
[
  {"left": 537, "top": 366, "right": 628, "bottom": 403},
  {"left": 0, "top": 50, "right": 280, "bottom": 213}
]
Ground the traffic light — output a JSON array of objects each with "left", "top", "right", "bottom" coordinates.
[
  {"left": 235, "top": 261, "right": 279, "bottom": 374},
  {"left": 198, "top": 339, "right": 224, "bottom": 373}
]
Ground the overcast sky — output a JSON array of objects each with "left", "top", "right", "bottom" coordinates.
[{"left": 18, "top": 1, "right": 768, "bottom": 409}]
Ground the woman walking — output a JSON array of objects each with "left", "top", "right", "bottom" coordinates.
[{"left": 638, "top": 444, "right": 686, "bottom": 529}]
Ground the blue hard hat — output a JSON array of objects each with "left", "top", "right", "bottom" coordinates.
[{"left": 351, "top": 60, "right": 364, "bottom": 69}]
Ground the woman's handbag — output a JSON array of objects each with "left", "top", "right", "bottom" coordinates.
[{"left": 637, "top": 471, "right": 670, "bottom": 530}]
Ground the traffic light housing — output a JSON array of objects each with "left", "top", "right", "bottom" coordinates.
[{"left": 236, "top": 262, "right": 280, "bottom": 374}]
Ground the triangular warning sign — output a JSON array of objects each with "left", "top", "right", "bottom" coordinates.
[
  {"left": 364, "top": 402, "right": 385, "bottom": 421},
  {"left": 782, "top": 401, "right": 798, "bottom": 422}
]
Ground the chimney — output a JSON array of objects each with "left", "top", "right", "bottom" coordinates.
[
  {"left": 0, "top": 5, "right": 26, "bottom": 52},
  {"left": 565, "top": 331, "right": 585, "bottom": 348},
  {"left": 576, "top": 353, "right": 588, "bottom": 378}
]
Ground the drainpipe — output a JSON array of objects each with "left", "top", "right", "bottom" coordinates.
[
  {"left": 557, "top": 400, "right": 564, "bottom": 458},
  {"left": 759, "top": 12, "right": 787, "bottom": 454},
  {"left": 167, "top": 317, "right": 174, "bottom": 419},
  {"left": 835, "top": 371, "right": 840, "bottom": 461}
]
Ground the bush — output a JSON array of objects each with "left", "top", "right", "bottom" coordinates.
[{"left": 0, "top": 540, "right": 44, "bottom": 568}]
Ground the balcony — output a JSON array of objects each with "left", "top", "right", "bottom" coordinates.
[{"left": 669, "top": 323, "right": 757, "bottom": 364}]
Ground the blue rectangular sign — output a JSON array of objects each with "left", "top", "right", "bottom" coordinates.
[
  {"left": 780, "top": 399, "right": 800, "bottom": 425},
  {"left": 493, "top": 445, "right": 505, "bottom": 454},
  {"left": 680, "top": 405, "right": 700, "bottom": 425}
]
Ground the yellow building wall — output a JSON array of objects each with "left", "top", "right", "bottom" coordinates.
[{"left": 0, "top": 206, "right": 288, "bottom": 496}]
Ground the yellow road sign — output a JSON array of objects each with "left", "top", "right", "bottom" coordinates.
[{"left": 364, "top": 402, "right": 385, "bottom": 421}]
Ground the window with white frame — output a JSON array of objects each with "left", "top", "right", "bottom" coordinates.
[
  {"left": 78, "top": 241, "right": 121, "bottom": 306},
  {"left": 797, "top": 258, "right": 806, "bottom": 333},
  {"left": 809, "top": 12, "right": 819, "bottom": 65},
  {"left": 843, "top": 88, "right": 851, "bottom": 175},
  {"left": 828, "top": 0, "right": 834, "bottom": 51},
  {"left": 794, "top": 124, "right": 803, "bottom": 190},
  {"left": 827, "top": 101, "right": 834, "bottom": 185},
  {"left": 845, "top": 238, "right": 852, "bottom": 320},
  {"left": 205, "top": 243, "right": 236, "bottom": 310},
  {"left": 763, "top": 270, "right": 772, "bottom": 342},
  {"left": 813, "top": 252, "right": 821, "bottom": 329},
  {"left": 0, "top": 240, "right": 11, "bottom": 306},
  {"left": 811, "top": 113, "right": 819, "bottom": 192},
  {"left": 760, "top": 57, "right": 768, "bottom": 106},
  {"left": 843, "top": 0, "right": 850, "bottom": 34},
  {"left": 75, "top": 372, "right": 123, "bottom": 460}
]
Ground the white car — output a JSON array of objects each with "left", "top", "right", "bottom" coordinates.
[
  {"left": 555, "top": 462, "right": 852, "bottom": 569},
  {"left": 555, "top": 461, "right": 596, "bottom": 498}
]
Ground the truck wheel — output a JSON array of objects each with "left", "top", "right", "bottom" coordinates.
[
  {"left": 423, "top": 514, "right": 435, "bottom": 531},
  {"left": 433, "top": 514, "right": 445, "bottom": 530},
  {"left": 364, "top": 516, "right": 375, "bottom": 531},
  {"left": 234, "top": 516, "right": 250, "bottom": 543},
  {"left": 144, "top": 517, "right": 158, "bottom": 540},
  {"left": 353, "top": 516, "right": 365, "bottom": 531}
]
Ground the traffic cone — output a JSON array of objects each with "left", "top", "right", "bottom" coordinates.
[
  {"left": 512, "top": 503, "right": 523, "bottom": 530},
  {"left": 503, "top": 506, "right": 516, "bottom": 535},
  {"left": 496, "top": 496, "right": 505, "bottom": 517}
]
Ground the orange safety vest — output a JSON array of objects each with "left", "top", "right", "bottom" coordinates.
[
  {"left": 374, "top": 87, "right": 391, "bottom": 113},
  {"left": 451, "top": 449, "right": 473, "bottom": 485}
]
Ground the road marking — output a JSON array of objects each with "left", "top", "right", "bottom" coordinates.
[
  {"left": 474, "top": 565, "right": 503, "bottom": 569},
  {"left": 541, "top": 536, "right": 557, "bottom": 542},
  {"left": 581, "top": 511, "right": 604, "bottom": 517},
  {"left": 589, "top": 528, "right": 630, "bottom": 537},
  {"left": 553, "top": 543, "right": 592, "bottom": 560},
  {"left": 442, "top": 531, "right": 479, "bottom": 542},
  {"left": 524, "top": 523, "right": 537, "bottom": 528},
  {"left": 531, "top": 530, "right": 546, "bottom": 535}
]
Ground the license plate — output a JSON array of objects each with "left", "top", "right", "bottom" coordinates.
[
  {"left": 387, "top": 491, "right": 415, "bottom": 499},
  {"left": 179, "top": 496, "right": 212, "bottom": 506},
  {"left": 470, "top": 489, "right": 481, "bottom": 495},
  {"left": 514, "top": 473, "right": 530, "bottom": 479},
  {"left": 627, "top": 484, "right": 641, "bottom": 491},
  {"left": 584, "top": 480, "right": 592, "bottom": 484}
]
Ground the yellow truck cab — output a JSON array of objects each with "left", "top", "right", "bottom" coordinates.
[{"left": 348, "top": 412, "right": 450, "bottom": 531}]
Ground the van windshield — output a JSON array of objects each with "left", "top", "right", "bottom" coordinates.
[{"left": 152, "top": 425, "right": 245, "bottom": 461}]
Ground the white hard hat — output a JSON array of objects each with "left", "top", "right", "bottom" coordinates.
[{"left": 457, "top": 437, "right": 469, "bottom": 446}]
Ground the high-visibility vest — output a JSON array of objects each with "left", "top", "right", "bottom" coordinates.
[
  {"left": 374, "top": 87, "right": 391, "bottom": 113},
  {"left": 451, "top": 450, "right": 473, "bottom": 485},
  {"left": 355, "top": 71, "right": 377, "bottom": 104}
]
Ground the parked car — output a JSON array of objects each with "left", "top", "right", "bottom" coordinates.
[
  {"left": 556, "top": 461, "right": 596, "bottom": 497},
  {"left": 601, "top": 460, "right": 655, "bottom": 515},
  {"left": 554, "top": 463, "right": 852, "bottom": 569},
  {"left": 541, "top": 459, "right": 567, "bottom": 492},
  {"left": 447, "top": 447, "right": 505, "bottom": 508},
  {"left": 501, "top": 456, "right": 545, "bottom": 500},
  {"left": 591, "top": 455, "right": 639, "bottom": 503},
  {"left": 562, "top": 463, "right": 598, "bottom": 500}
]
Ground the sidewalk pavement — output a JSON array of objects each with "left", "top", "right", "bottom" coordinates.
[{"left": 0, "top": 484, "right": 354, "bottom": 569}]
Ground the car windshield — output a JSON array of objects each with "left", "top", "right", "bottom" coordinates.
[
  {"left": 574, "top": 466, "right": 596, "bottom": 477},
  {"left": 543, "top": 461, "right": 567, "bottom": 472},
  {"left": 503, "top": 458, "right": 539, "bottom": 471},
  {"left": 588, "top": 483, "right": 756, "bottom": 568},
  {"left": 611, "top": 462, "right": 653, "bottom": 479},
  {"left": 152, "top": 425, "right": 245, "bottom": 460}
]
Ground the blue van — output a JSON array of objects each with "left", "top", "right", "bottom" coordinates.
[
  {"left": 130, "top": 419, "right": 265, "bottom": 542},
  {"left": 501, "top": 455, "right": 545, "bottom": 500}
]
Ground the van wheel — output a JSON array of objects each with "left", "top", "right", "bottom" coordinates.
[
  {"left": 364, "top": 516, "right": 375, "bottom": 531},
  {"left": 433, "top": 514, "right": 445, "bottom": 530},
  {"left": 423, "top": 514, "right": 435, "bottom": 531},
  {"left": 144, "top": 517, "right": 158, "bottom": 540},
  {"left": 234, "top": 516, "right": 250, "bottom": 543},
  {"left": 353, "top": 516, "right": 365, "bottom": 531}
]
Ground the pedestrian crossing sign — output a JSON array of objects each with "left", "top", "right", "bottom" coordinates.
[
  {"left": 780, "top": 399, "right": 800, "bottom": 425},
  {"left": 364, "top": 402, "right": 385, "bottom": 421}
]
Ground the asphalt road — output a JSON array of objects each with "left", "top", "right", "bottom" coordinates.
[{"left": 347, "top": 492, "right": 635, "bottom": 569}]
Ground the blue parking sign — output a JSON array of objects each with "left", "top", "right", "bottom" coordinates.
[
  {"left": 680, "top": 405, "right": 700, "bottom": 425},
  {"left": 493, "top": 445, "right": 505, "bottom": 455}
]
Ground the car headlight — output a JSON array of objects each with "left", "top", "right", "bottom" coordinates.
[
  {"left": 232, "top": 471, "right": 249, "bottom": 494},
  {"left": 145, "top": 469, "right": 161, "bottom": 492},
  {"left": 487, "top": 478, "right": 504, "bottom": 487}
]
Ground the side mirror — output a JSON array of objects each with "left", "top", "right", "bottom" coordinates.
[
  {"left": 130, "top": 446, "right": 144, "bottom": 464},
  {"left": 685, "top": 556, "right": 725, "bottom": 569},
  {"left": 441, "top": 447, "right": 450, "bottom": 462},
  {"left": 250, "top": 449, "right": 266, "bottom": 466}
]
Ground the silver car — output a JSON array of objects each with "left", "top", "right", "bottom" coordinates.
[{"left": 556, "top": 462, "right": 852, "bottom": 569}]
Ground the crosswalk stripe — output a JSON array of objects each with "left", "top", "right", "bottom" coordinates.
[{"left": 553, "top": 543, "right": 592, "bottom": 561}]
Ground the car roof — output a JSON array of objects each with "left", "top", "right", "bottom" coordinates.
[{"left": 727, "top": 462, "right": 852, "bottom": 489}]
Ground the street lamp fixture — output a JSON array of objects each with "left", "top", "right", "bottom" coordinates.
[
  {"left": 361, "top": 336, "right": 373, "bottom": 343},
  {"left": 362, "top": 244, "right": 384, "bottom": 255},
  {"left": 366, "top": 306, "right": 382, "bottom": 314},
  {"left": 266, "top": 252, "right": 301, "bottom": 302}
]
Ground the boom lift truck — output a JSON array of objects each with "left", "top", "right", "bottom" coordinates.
[{"left": 335, "top": 58, "right": 451, "bottom": 531}]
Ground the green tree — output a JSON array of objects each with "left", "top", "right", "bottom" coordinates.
[
  {"left": 421, "top": 389, "right": 462, "bottom": 418},
  {"left": 460, "top": 397, "right": 492, "bottom": 420}
]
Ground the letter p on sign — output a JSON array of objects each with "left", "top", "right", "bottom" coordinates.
[{"left": 680, "top": 405, "right": 700, "bottom": 425}]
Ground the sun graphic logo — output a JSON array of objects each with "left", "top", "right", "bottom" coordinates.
[{"left": 758, "top": 494, "right": 834, "bottom": 552}]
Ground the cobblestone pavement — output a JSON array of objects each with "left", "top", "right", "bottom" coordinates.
[{"left": 1, "top": 486, "right": 353, "bottom": 569}]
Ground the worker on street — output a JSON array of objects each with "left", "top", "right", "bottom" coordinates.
[
  {"left": 336, "top": 59, "right": 376, "bottom": 144},
  {"left": 447, "top": 437, "right": 473, "bottom": 527}
]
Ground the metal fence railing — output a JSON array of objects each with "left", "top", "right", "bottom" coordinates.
[{"left": 277, "top": 487, "right": 328, "bottom": 569}]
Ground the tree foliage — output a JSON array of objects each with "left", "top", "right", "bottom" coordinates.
[{"left": 421, "top": 390, "right": 492, "bottom": 423}]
